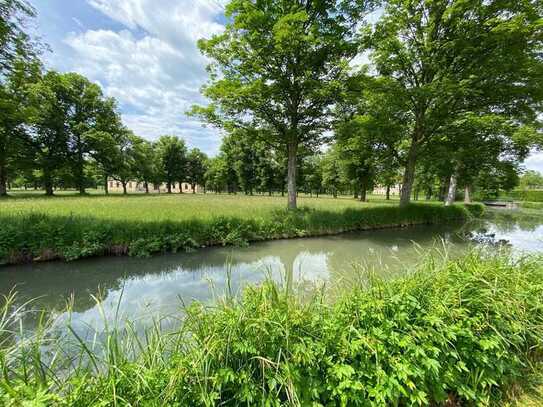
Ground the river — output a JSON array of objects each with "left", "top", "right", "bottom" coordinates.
[{"left": 1, "top": 209, "right": 542, "bottom": 336}]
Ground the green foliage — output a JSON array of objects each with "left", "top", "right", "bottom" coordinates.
[
  {"left": 509, "top": 190, "right": 543, "bottom": 202},
  {"left": 0, "top": 196, "right": 471, "bottom": 265},
  {"left": 192, "top": 0, "right": 375, "bottom": 208},
  {"left": 2, "top": 252, "right": 542, "bottom": 405},
  {"left": 520, "top": 170, "right": 543, "bottom": 190},
  {"left": 463, "top": 203, "right": 485, "bottom": 218}
]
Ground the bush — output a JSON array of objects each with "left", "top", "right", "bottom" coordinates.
[
  {"left": 1, "top": 252, "right": 542, "bottom": 405},
  {"left": 508, "top": 190, "right": 543, "bottom": 202},
  {"left": 0, "top": 203, "right": 472, "bottom": 265},
  {"left": 464, "top": 202, "right": 485, "bottom": 217},
  {"left": 520, "top": 201, "right": 543, "bottom": 210}
]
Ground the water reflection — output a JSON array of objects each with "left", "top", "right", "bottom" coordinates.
[{"left": 1, "top": 211, "right": 543, "bottom": 336}]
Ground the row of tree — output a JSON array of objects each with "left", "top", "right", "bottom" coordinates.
[
  {"left": 0, "top": 1, "right": 214, "bottom": 196},
  {"left": 192, "top": 0, "right": 543, "bottom": 208},
  {"left": 2, "top": 0, "right": 543, "bottom": 206}
]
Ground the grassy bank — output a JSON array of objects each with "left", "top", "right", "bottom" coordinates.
[
  {"left": 0, "top": 195, "right": 480, "bottom": 265},
  {"left": 1, "top": 251, "right": 542, "bottom": 405}
]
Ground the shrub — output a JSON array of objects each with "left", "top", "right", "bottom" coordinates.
[
  {"left": 464, "top": 202, "right": 485, "bottom": 217},
  {"left": 508, "top": 190, "right": 543, "bottom": 202}
]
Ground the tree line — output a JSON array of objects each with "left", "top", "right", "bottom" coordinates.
[
  {"left": 192, "top": 0, "right": 543, "bottom": 208},
  {"left": 2, "top": 0, "right": 543, "bottom": 206}
]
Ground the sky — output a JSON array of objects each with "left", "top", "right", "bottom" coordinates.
[{"left": 30, "top": 0, "right": 543, "bottom": 171}]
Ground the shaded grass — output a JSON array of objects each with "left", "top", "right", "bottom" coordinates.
[
  {"left": 0, "top": 194, "right": 478, "bottom": 264},
  {"left": 0, "top": 250, "right": 542, "bottom": 405}
]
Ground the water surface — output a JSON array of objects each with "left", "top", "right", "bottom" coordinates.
[{"left": 1, "top": 210, "right": 542, "bottom": 335}]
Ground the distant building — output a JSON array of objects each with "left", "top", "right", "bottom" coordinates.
[
  {"left": 372, "top": 184, "right": 402, "bottom": 196},
  {"left": 107, "top": 179, "right": 202, "bottom": 194}
]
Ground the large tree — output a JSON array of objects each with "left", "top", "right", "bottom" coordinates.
[
  {"left": 62, "top": 73, "right": 119, "bottom": 194},
  {"left": 193, "top": 0, "right": 374, "bottom": 209},
  {"left": 186, "top": 148, "right": 208, "bottom": 193},
  {"left": 366, "top": 0, "right": 543, "bottom": 206},
  {"left": 27, "top": 71, "right": 71, "bottom": 195},
  {"left": 155, "top": 135, "right": 187, "bottom": 193},
  {"left": 0, "top": 0, "right": 40, "bottom": 196}
]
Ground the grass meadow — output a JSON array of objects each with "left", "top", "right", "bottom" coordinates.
[
  {"left": 0, "top": 192, "right": 476, "bottom": 265},
  {"left": 0, "top": 192, "right": 399, "bottom": 222}
]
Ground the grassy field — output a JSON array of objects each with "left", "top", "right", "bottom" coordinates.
[
  {"left": 0, "top": 192, "right": 399, "bottom": 221},
  {"left": 1, "top": 251, "right": 541, "bottom": 405},
  {"left": 0, "top": 193, "right": 479, "bottom": 265}
]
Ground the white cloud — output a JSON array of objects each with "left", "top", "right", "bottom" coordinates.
[
  {"left": 61, "top": 0, "right": 226, "bottom": 154},
  {"left": 524, "top": 152, "right": 543, "bottom": 174}
]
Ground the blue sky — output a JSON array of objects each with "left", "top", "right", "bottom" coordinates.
[{"left": 30, "top": 0, "right": 543, "bottom": 171}]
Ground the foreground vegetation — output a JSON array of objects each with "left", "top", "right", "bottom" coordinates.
[
  {"left": 1, "top": 251, "right": 542, "bottom": 405},
  {"left": 0, "top": 194, "right": 479, "bottom": 265}
]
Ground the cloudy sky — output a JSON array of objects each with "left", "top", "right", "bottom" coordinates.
[
  {"left": 31, "top": 0, "right": 542, "bottom": 170},
  {"left": 32, "top": 0, "right": 226, "bottom": 155}
]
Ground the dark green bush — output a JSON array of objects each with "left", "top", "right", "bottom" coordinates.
[
  {"left": 508, "top": 190, "right": 543, "bottom": 202},
  {"left": 0, "top": 204, "right": 472, "bottom": 265},
  {"left": 464, "top": 202, "right": 485, "bottom": 217},
  {"left": 2, "top": 252, "right": 542, "bottom": 405}
]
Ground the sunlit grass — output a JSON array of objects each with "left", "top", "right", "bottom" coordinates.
[{"left": 0, "top": 192, "right": 402, "bottom": 222}]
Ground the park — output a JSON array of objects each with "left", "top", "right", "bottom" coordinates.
[{"left": 1, "top": 0, "right": 543, "bottom": 405}]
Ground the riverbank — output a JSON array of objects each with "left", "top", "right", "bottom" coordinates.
[
  {"left": 0, "top": 194, "right": 481, "bottom": 265},
  {"left": 1, "top": 250, "right": 541, "bottom": 405}
]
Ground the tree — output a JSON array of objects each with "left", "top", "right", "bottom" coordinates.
[
  {"left": 155, "top": 135, "right": 187, "bottom": 193},
  {"left": 321, "top": 147, "right": 344, "bottom": 198},
  {"left": 366, "top": 0, "right": 543, "bottom": 206},
  {"left": 440, "top": 114, "right": 534, "bottom": 205},
  {"left": 0, "top": 0, "right": 38, "bottom": 75},
  {"left": 520, "top": 170, "right": 543, "bottom": 190},
  {"left": 27, "top": 71, "right": 71, "bottom": 195},
  {"left": 62, "top": 73, "right": 119, "bottom": 195},
  {"left": 0, "top": 59, "right": 40, "bottom": 195},
  {"left": 130, "top": 135, "right": 157, "bottom": 193},
  {"left": 193, "top": 0, "right": 374, "bottom": 209},
  {"left": 0, "top": 0, "right": 40, "bottom": 196},
  {"left": 186, "top": 148, "right": 208, "bottom": 193}
]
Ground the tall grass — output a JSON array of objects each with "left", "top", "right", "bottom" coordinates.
[
  {"left": 0, "top": 193, "right": 480, "bottom": 264},
  {"left": 1, "top": 250, "right": 542, "bottom": 406}
]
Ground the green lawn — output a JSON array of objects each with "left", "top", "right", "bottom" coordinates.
[
  {"left": 0, "top": 192, "right": 471, "bottom": 265},
  {"left": 0, "top": 192, "right": 400, "bottom": 222}
]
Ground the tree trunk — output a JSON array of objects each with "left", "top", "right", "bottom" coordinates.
[
  {"left": 439, "top": 178, "right": 449, "bottom": 201},
  {"left": 425, "top": 187, "right": 432, "bottom": 201},
  {"left": 386, "top": 185, "right": 390, "bottom": 200},
  {"left": 145, "top": 181, "right": 149, "bottom": 194},
  {"left": 287, "top": 142, "right": 298, "bottom": 209},
  {"left": 445, "top": 173, "right": 458, "bottom": 206},
  {"left": 0, "top": 164, "right": 7, "bottom": 196},
  {"left": 192, "top": 183, "right": 196, "bottom": 194},
  {"left": 167, "top": 182, "right": 172, "bottom": 194},
  {"left": 122, "top": 182, "right": 128, "bottom": 195},
  {"left": 400, "top": 142, "right": 418, "bottom": 207},
  {"left": 76, "top": 135, "right": 86, "bottom": 195},
  {"left": 464, "top": 185, "right": 472, "bottom": 204},
  {"left": 44, "top": 174, "right": 54, "bottom": 196},
  {"left": 360, "top": 188, "right": 367, "bottom": 202},
  {"left": 104, "top": 177, "right": 109, "bottom": 195}
]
